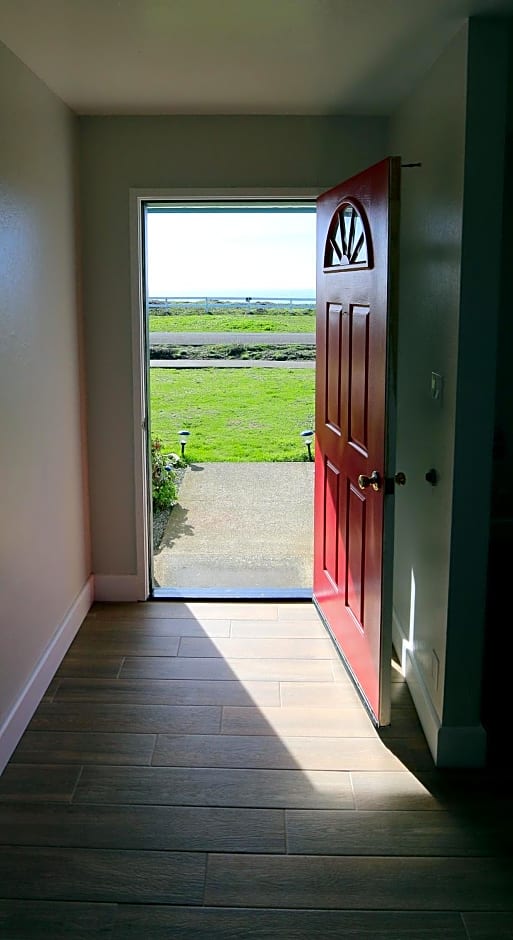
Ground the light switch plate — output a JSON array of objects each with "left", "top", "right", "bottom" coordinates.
[{"left": 431, "top": 372, "right": 443, "bottom": 403}]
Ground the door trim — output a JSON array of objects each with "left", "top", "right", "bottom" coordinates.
[{"left": 129, "top": 187, "right": 322, "bottom": 600}]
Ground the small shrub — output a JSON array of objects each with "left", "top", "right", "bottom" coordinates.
[{"left": 151, "top": 437, "right": 177, "bottom": 510}]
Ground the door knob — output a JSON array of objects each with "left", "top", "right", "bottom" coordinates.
[{"left": 358, "top": 470, "right": 382, "bottom": 491}]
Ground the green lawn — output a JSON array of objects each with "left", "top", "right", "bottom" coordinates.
[
  {"left": 150, "top": 367, "right": 315, "bottom": 462},
  {"left": 149, "top": 314, "right": 315, "bottom": 333}
]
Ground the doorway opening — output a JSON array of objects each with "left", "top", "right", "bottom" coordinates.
[{"left": 142, "top": 201, "right": 316, "bottom": 600}]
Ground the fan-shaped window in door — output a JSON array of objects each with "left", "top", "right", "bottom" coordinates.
[{"left": 324, "top": 202, "right": 371, "bottom": 270}]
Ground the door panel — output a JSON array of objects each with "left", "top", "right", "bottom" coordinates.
[
  {"left": 314, "top": 157, "right": 400, "bottom": 725},
  {"left": 348, "top": 305, "right": 370, "bottom": 453}
]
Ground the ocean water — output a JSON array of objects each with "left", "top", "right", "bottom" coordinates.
[{"left": 149, "top": 290, "right": 315, "bottom": 304}]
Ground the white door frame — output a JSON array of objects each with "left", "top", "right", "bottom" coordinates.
[{"left": 128, "top": 187, "right": 322, "bottom": 600}]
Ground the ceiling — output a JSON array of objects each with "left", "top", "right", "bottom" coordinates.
[{"left": 0, "top": 0, "right": 512, "bottom": 115}]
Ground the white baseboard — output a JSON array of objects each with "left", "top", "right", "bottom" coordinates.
[
  {"left": 94, "top": 574, "right": 146, "bottom": 602},
  {"left": 392, "top": 608, "right": 486, "bottom": 767},
  {"left": 0, "top": 576, "right": 94, "bottom": 775},
  {"left": 436, "top": 722, "right": 487, "bottom": 767}
]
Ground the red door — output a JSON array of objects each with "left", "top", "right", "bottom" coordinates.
[{"left": 313, "top": 157, "right": 400, "bottom": 725}]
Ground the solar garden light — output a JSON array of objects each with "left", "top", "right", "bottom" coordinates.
[
  {"left": 178, "top": 429, "right": 190, "bottom": 458},
  {"left": 301, "top": 429, "right": 314, "bottom": 462}
]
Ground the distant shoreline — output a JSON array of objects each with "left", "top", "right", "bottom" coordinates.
[
  {"left": 148, "top": 294, "right": 315, "bottom": 304},
  {"left": 147, "top": 294, "right": 315, "bottom": 309}
]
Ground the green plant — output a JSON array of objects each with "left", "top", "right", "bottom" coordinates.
[
  {"left": 149, "top": 343, "right": 315, "bottom": 361},
  {"left": 151, "top": 437, "right": 177, "bottom": 509}
]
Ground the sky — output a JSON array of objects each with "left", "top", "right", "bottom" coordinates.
[{"left": 146, "top": 209, "right": 316, "bottom": 299}]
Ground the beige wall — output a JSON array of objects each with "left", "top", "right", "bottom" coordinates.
[
  {"left": 78, "top": 115, "right": 388, "bottom": 581},
  {"left": 0, "top": 42, "right": 90, "bottom": 768},
  {"left": 389, "top": 26, "right": 468, "bottom": 723},
  {"left": 390, "top": 19, "right": 510, "bottom": 764}
]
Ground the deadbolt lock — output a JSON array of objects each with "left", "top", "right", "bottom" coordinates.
[{"left": 384, "top": 471, "right": 407, "bottom": 494}]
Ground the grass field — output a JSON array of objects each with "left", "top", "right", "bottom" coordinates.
[
  {"left": 150, "top": 367, "right": 315, "bottom": 462},
  {"left": 149, "top": 314, "right": 315, "bottom": 333}
]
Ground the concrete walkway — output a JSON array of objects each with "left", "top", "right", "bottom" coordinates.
[
  {"left": 153, "top": 462, "right": 314, "bottom": 591},
  {"left": 150, "top": 331, "right": 315, "bottom": 346}
]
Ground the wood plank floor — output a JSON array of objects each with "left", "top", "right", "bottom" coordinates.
[{"left": 0, "top": 601, "right": 512, "bottom": 939}]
